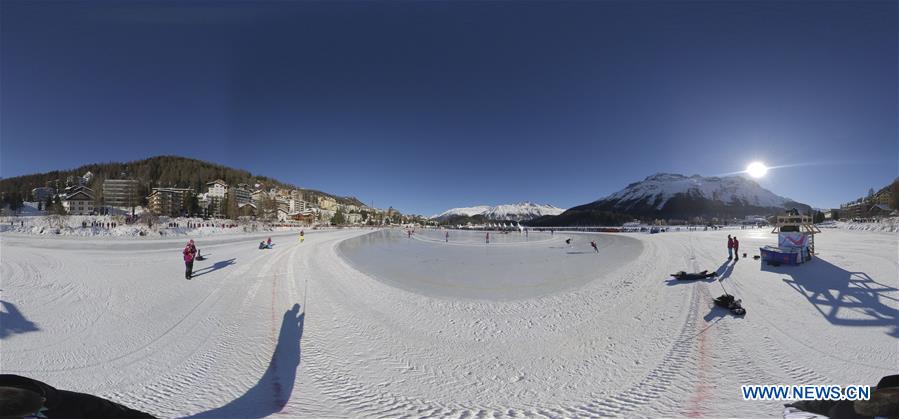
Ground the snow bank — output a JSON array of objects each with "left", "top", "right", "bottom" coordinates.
[
  {"left": 0, "top": 215, "right": 308, "bottom": 238},
  {"left": 817, "top": 218, "right": 899, "bottom": 233}
]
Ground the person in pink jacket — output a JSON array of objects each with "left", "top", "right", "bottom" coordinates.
[{"left": 183, "top": 240, "right": 197, "bottom": 279}]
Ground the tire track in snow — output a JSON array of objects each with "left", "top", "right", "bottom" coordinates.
[
  {"left": 296, "top": 232, "right": 702, "bottom": 418},
  {"left": 129, "top": 243, "right": 299, "bottom": 415}
]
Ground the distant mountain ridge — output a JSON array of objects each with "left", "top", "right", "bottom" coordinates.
[
  {"left": 529, "top": 173, "right": 811, "bottom": 226},
  {"left": 432, "top": 202, "right": 565, "bottom": 222}
]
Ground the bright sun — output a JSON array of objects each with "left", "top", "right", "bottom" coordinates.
[{"left": 747, "top": 162, "right": 768, "bottom": 178}]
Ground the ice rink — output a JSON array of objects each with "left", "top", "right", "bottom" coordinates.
[
  {"left": 1, "top": 227, "right": 896, "bottom": 417},
  {"left": 338, "top": 230, "right": 643, "bottom": 300}
]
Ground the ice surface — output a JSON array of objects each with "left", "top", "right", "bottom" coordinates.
[{"left": 338, "top": 230, "right": 643, "bottom": 300}]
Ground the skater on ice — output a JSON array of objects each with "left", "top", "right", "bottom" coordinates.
[
  {"left": 565, "top": 238, "right": 572, "bottom": 246},
  {"left": 299, "top": 230, "right": 305, "bottom": 243},
  {"left": 590, "top": 240, "right": 598, "bottom": 253},
  {"left": 733, "top": 236, "right": 740, "bottom": 261},
  {"left": 183, "top": 240, "right": 197, "bottom": 279},
  {"left": 445, "top": 231, "right": 449, "bottom": 242}
]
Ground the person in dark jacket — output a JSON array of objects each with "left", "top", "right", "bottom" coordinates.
[
  {"left": 0, "top": 374, "right": 156, "bottom": 418},
  {"left": 733, "top": 236, "right": 740, "bottom": 261}
]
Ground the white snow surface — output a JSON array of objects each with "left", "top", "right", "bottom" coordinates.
[
  {"left": 601, "top": 173, "right": 794, "bottom": 210},
  {"left": 432, "top": 202, "right": 564, "bottom": 221},
  {"left": 0, "top": 215, "right": 295, "bottom": 238},
  {"left": 1, "top": 227, "right": 896, "bottom": 417},
  {"left": 820, "top": 218, "right": 899, "bottom": 233}
]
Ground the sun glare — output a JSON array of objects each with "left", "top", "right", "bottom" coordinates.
[{"left": 747, "top": 161, "right": 768, "bottom": 178}]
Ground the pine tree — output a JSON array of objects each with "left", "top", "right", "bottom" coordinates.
[
  {"left": 51, "top": 195, "right": 66, "bottom": 215},
  {"left": 331, "top": 209, "right": 346, "bottom": 225},
  {"left": 225, "top": 191, "right": 239, "bottom": 220}
]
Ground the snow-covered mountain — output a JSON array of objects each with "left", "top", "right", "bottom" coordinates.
[
  {"left": 543, "top": 173, "right": 811, "bottom": 224},
  {"left": 601, "top": 173, "right": 794, "bottom": 211},
  {"left": 432, "top": 202, "right": 565, "bottom": 221},
  {"left": 431, "top": 205, "right": 492, "bottom": 219}
]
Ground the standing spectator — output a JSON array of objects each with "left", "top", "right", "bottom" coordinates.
[
  {"left": 733, "top": 236, "right": 740, "bottom": 261},
  {"left": 183, "top": 240, "right": 197, "bottom": 279},
  {"left": 727, "top": 235, "right": 734, "bottom": 260}
]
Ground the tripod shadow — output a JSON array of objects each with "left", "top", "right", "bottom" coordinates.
[
  {"left": 715, "top": 260, "right": 736, "bottom": 282},
  {"left": 189, "top": 304, "right": 304, "bottom": 418},
  {"left": 0, "top": 301, "right": 40, "bottom": 339},
  {"left": 764, "top": 258, "right": 899, "bottom": 338}
]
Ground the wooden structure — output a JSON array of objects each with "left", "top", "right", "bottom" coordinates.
[{"left": 761, "top": 210, "right": 821, "bottom": 265}]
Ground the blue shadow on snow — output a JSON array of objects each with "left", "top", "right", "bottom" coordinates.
[
  {"left": 190, "top": 258, "right": 236, "bottom": 278},
  {"left": 0, "top": 300, "right": 40, "bottom": 339},
  {"left": 763, "top": 258, "right": 899, "bottom": 338},
  {"left": 188, "top": 304, "right": 304, "bottom": 418}
]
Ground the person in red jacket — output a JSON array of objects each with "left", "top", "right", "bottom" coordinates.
[
  {"left": 727, "top": 235, "right": 734, "bottom": 260},
  {"left": 733, "top": 236, "right": 740, "bottom": 261},
  {"left": 0, "top": 374, "right": 156, "bottom": 418},
  {"left": 183, "top": 240, "right": 197, "bottom": 279}
]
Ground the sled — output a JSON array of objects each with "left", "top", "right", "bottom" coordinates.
[
  {"left": 670, "top": 270, "right": 718, "bottom": 280},
  {"left": 713, "top": 294, "right": 746, "bottom": 315}
]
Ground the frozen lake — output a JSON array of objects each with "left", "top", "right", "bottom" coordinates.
[{"left": 338, "top": 229, "right": 643, "bottom": 300}]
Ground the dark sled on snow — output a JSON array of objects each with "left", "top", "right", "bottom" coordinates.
[
  {"left": 670, "top": 270, "right": 718, "bottom": 281},
  {"left": 714, "top": 294, "right": 746, "bottom": 315}
]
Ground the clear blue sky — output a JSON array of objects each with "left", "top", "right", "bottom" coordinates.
[{"left": 2, "top": 1, "right": 896, "bottom": 215}]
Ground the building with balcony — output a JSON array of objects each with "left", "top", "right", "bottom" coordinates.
[
  {"left": 102, "top": 179, "right": 140, "bottom": 209},
  {"left": 148, "top": 188, "right": 194, "bottom": 217}
]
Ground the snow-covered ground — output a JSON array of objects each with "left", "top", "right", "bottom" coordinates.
[
  {"left": 1, "top": 227, "right": 896, "bottom": 417},
  {"left": 822, "top": 218, "right": 899, "bottom": 233},
  {"left": 0, "top": 215, "right": 311, "bottom": 238}
]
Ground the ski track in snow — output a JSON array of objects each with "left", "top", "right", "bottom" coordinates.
[{"left": 1, "top": 228, "right": 896, "bottom": 418}]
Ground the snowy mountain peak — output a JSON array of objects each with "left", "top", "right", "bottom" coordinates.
[
  {"left": 603, "top": 173, "right": 790, "bottom": 210},
  {"left": 432, "top": 202, "right": 565, "bottom": 221}
]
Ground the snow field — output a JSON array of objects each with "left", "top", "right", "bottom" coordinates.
[{"left": 1, "top": 227, "right": 896, "bottom": 417}]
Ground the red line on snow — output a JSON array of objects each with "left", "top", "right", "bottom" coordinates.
[{"left": 685, "top": 291, "right": 710, "bottom": 417}]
